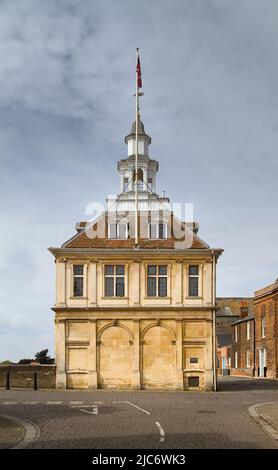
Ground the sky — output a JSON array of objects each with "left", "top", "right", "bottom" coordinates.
[{"left": 0, "top": 0, "right": 277, "bottom": 361}]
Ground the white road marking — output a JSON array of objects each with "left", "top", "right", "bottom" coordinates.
[
  {"left": 78, "top": 406, "right": 98, "bottom": 415},
  {"left": 155, "top": 421, "right": 165, "bottom": 442},
  {"left": 2, "top": 401, "right": 19, "bottom": 405},
  {"left": 126, "top": 401, "right": 150, "bottom": 415},
  {"left": 70, "top": 404, "right": 92, "bottom": 408},
  {"left": 46, "top": 401, "right": 63, "bottom": 405},
  {"left": 23, "top": 401, "right": 38, "bottom": 405},
  {"left": 69, "top": 401, "right": 84, "bottom": 405}
]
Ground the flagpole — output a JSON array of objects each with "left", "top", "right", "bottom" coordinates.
[{"left": 135, "top": 48, "right": 139, "bottom": 246}]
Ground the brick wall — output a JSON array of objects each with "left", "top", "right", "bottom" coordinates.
[
  {"left": 229, "top": 368, "right": 254, "bottom": 377},
  {"left": 0, "top": 365, "right": 56, "bottom": 389},
  {"left": 254, "top": 297, "right": 278, "bottom": 378}
]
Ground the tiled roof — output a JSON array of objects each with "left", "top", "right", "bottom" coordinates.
[
  {"left": 232, "top": 312, "right": 255, "bottom": 325},
  {"left": 64, "top": 235, "right": 207, "bottom": 249},
  {"left": 62, "top": 213, "right": 210, "bottom": 250}
]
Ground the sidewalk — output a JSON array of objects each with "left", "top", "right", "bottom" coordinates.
[
  {"left": 256, "top": 402, "right": 278, "bottom": 433},
  {"left": 0, "top": 414, "right": 25, "bottom": 449}
]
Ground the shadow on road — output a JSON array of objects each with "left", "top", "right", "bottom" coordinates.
[{"left": 217, "top": 376, "right": 278, "bottom": 392}]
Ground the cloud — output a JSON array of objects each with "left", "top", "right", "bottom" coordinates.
[{"left": 1, "top": 0, "right": 278, "bottom": 360}]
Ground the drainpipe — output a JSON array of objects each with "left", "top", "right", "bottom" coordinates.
[{"left": 212, "top": 250, "right": 217, "bottom": 391}]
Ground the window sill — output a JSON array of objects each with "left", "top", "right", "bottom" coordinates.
[
  {"left": 69, "top": 296, "right": 88, "bottom": 300},
  {"left": 185, "top": 296, "right": 203, "bottom": 300},
  {"left": 101, "top": 296, "right": 129, "bottom": 300},
  {"left": 144, "top": 296, "right": 171, "bottom": 300}
]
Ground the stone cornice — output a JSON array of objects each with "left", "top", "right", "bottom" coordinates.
[{"left": 48, "top": 247, "right": 223, "bottom": 260}]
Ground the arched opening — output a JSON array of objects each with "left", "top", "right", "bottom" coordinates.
[
  {"left": 98, "top": 326, "right": 133, "bottom": 389},
  {"left": 142, "top": 326, "right": 175, "bottom": 389},
  {"left": 133, "top": 168, "right": 144, "bottom": 191}
]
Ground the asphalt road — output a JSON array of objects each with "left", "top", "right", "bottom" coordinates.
[{"left": 1, "top": 376, "right": 278, "bottom": 449}]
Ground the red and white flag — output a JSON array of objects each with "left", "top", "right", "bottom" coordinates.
[{"left": 136, "top": 55, "right": 142, "bottom": 89}]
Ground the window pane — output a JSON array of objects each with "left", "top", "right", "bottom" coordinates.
[
  {"left": 189, "top": 277, "right": 198, "bottom": 296},
  {"left": 189, "top": 265, "right": 199, "bottom": 276},
  {"left": 74, "top": 277, "right": 83, "bottom": 296},
  {"left": 116, "top": 265, "right": 124, "bottom": 275},
  {"left": 105, "top": 277, "right": 114, "bottom": 296},
  {"left": 147, "top": 265, "right": 157, "bottom": 275},
  {"left": 124, "top": 178, "right": 129, "bottom": 190},
  {"left": 73, "top": 265, "right": 83, "bottom": 275},
  {"left": 105, "top": 265, "right": 114, "bottom": 275},
  {"left": 116, "top": 277, "right": 125, "bottom": 297},
  {"left": 158, "top": 223, "right": 165, "bottom": 239},
  {"left": 138, "top": 180, "right": 144, "bottom": 191},
  {"left": 158, "top": 277, "right": 167, "bottom": 297},
  {"left": 118, "top": 223, "right": 127, "bottom": 239},
  {"left": 147, "top": 277, "right": 156, "bottom": 296},
  {"left": 109, "top": 223, "right": 117, "bottom": 239},
  {"left": 158, "top": 265, "right": 167, "bottom": 275},
  {"left": 149, "top": 224, "right": 156, "bottom": 239}
]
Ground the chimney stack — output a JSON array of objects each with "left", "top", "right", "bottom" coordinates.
[{"left": 240, "top": 301, "right": 248, "bottom": 318}]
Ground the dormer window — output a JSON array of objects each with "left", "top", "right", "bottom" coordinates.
[
  {"left": 149, "top": 223, "right": 167, "bottom": 239},
  {"left": 108, "top": 222, "right": 128, "bottom": 239}
]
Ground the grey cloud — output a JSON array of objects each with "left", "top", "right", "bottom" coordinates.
[{"left": 0, "top": 0, "right": 278, "bottom": 360}]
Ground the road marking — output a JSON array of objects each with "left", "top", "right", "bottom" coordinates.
[
  {"left": 70, "top": 404, "right": 92, "bottom": 408},
  {"left": 126, "top": 401, "right": 150, "bottom": 415},
  {"left": 155, "top": 421, "right": 165, "bottom": 442},
  {"left": 23, "top": 401, "right": 38, "bottom": 405},
  {"left": 79, "top": 406, "right": 98, "bottom": 415},
  {"left": 2, "top": 401, "right": 19, "bottom": 405},
  {"left": 46, "top": 401, "right": 63, "bottom": 405},
  {"left": 69, "top": 401, "right": 84, "bottom": 405}
]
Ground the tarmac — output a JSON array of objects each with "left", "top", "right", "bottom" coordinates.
[{"left": 0, "top": 414, "right": 25, "bottom": 449}]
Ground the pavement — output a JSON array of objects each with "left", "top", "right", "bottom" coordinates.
[
  {"left": 0, "top": 376, "right": 278, "bottom": 449},
  {"left": 256, "top": 402, "right": 278, "bottom": 430},
  {"left": 0, "top": 415, "right": 25, "bottom": 449}
]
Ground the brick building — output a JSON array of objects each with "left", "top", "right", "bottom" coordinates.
[
  {"left": 254, "top": 279, "right": 278, "bottom": 378},
  {"left": 231, "top": 302, "right": 255, "bottom": 376},
  {"left": 216, "top": 298, "right": 252, "bottom": 374},
  {"left": 230, "top": 279, "right": 278, "bottom": 378}
]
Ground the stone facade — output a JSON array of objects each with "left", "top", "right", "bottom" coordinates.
[{"left": 49, "top": 117, "right": 223, "bottom": 391}]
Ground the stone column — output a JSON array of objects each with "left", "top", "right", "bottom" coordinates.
[
  {"left": 88, "top": 261, "right": 97, "bottom": 306},
  {"left": 133, "top": 320, "right": 141, "bottom": 389},
  {"left": 133, "top": 261, "right": 140, "bottom": 306},
  {"left": 56, "top": 319, "right": 67, "bottom": 389},
  {"left": 87, "top": 320, "right": 97, "bottom": 389},
  {"left": 175, "top": 320, "right": 184, "bottom": 389},
  {"left": 56, "top": 259, "right": 66, "bottom": 306}
]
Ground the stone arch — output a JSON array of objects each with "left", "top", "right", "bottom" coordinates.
[
  {"left": 141, "top": 323, "right": 176, "bottom": 389},
  {"left": 97, "top": 322, "right": 133, "bottom": 389},
  {"left": 142, "top": 322, "right": 176, "bottom": 343},
  {"left": 97, "top": 321, "right": 133, "bottom": 343}
]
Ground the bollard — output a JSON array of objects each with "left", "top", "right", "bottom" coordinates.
[
  {"left": 6, "top": 371, "right": 10, "bottom": 390},
  {"left": 34, "top": 372, "right": 38, "bottom": 390}
]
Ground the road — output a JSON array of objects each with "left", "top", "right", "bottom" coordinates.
[{"left": 1, "top": 376, "right": 278, "bottom": 449}]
